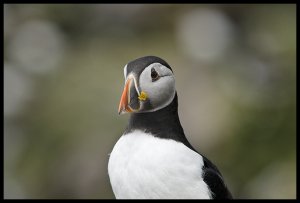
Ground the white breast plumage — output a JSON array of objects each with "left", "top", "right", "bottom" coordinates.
[{"left": 108, "top": 130, "right": 212, "bottom": 199}]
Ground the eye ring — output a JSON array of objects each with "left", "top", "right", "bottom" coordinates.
[{"left": 151, "top": 68, "right": 160, "bottom": 82}]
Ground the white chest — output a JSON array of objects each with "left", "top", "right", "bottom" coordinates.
[{"left": 108, "top": 130, "right": 212, "bottom": 199}]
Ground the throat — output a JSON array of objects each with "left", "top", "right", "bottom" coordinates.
[{"left": 125, "top": 93, "right": 194, "bottom": 150}]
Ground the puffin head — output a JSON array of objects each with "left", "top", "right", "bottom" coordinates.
[{"left": 118, "top": 56, "right": 176, "bottom": 114}]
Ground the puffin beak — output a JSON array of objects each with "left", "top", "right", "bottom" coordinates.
[
  {"left": 118, "top": 76, "right": 142, "bottom": 115},
  {"left": 118, "top": 78, "right": 133, "bottom": 114}
]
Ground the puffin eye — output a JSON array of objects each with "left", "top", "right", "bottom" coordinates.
[{"left": 151, "top": 68, "right": 160, "bottom": 82}]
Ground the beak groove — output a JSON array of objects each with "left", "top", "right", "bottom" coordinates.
[{"left": 118, "top": 78, "right": 132, "bottom": 115}]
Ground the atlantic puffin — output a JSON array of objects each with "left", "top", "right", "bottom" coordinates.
[{"left": 108, "top": 56, "right": 232, "bottom": 199}]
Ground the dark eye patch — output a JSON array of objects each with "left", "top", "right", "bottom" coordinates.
[{"left": 151, "top": 68, "right": 160, "bottom": 82}]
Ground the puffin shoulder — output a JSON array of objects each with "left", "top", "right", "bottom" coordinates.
[{"left": 201, "top": 156, "right": 233, "bottom": 199}]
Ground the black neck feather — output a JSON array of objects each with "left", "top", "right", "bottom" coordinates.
[{"left": 124, "top": 93, "right": 195, "bottom": 150}]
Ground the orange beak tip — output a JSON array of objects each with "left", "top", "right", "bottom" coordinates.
[
  {"left": 118, "top": 109, "right": 125, "bottom": 115},
  {"left": 118, "top": 78, "right": 131, "bottom": 115}
]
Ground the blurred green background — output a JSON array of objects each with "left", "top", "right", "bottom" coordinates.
[{"left": 4, "top": 4, "right": 296, "bottom": 199}]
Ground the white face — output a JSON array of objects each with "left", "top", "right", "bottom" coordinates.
[{"left": 139, "top": 63, "right": 176, "bottom": 112}]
